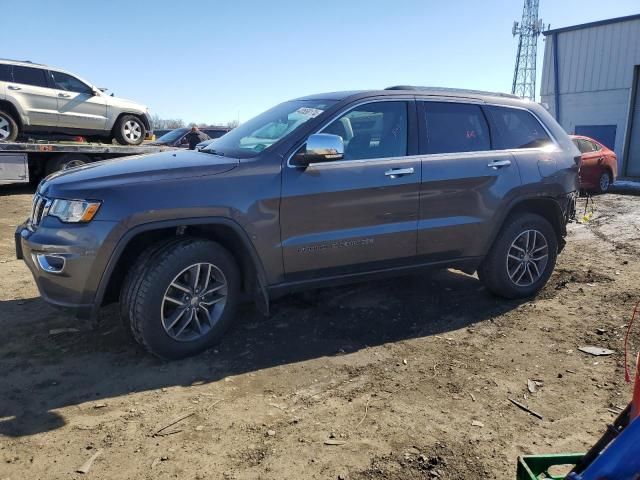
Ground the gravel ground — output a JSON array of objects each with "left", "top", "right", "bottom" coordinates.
[{"left": 0, "top": 186, "right": 638, "bottom": 480}]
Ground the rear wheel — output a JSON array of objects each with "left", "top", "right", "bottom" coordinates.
[
  {"left": 0, "top": 109, "right": 19, "bottom": 142},
  {"left": 478, "top": 213, "right": 558, "bottom": 299},
  {"left": 46, "top": 153, "right": 91, "bottom": 174},
  {"left": 113, "top": 115, "right": 146, "bottom": 145},
  {"left": 121, "top": 238, "right": 240, "bottom": 359}
]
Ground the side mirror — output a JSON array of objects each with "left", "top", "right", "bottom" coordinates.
[
  {"left": 91, "top": 87, "right": 100, "bottom": 96},
  {"left": 293, "top": 133, "right": 344, "bottom": 166}
]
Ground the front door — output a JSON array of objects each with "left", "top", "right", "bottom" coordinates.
[
  {"left": 280, "top": 100, "right": 420, "bottom": 279},
  {"left": 49, "top": 71, "right": 108, "bottom": 131}
]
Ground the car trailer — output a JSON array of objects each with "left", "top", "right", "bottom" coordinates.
[{"left": 0, "top": 140, "right": 173, "bottom": 185}]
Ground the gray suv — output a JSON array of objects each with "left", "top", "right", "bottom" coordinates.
[{"left": 15, "top": 87, "right": 578, "bottom": 359}]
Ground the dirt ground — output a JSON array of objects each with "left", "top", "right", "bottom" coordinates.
[{"left": 0, "top": 186, "right": 638, "bottom": 480}]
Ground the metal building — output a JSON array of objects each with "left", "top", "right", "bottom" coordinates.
[{"left": 541, "top": 14, "right": 640, "bottom": 177}]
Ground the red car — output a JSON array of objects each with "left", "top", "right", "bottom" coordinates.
[{"left": 570, "top": 135, "right": 617, "bottom": 193}]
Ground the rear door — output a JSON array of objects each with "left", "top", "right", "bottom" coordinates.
[
  {"left": 49, "top": 71, "right": 108, "bottom": 131},
  {"left": 416, "top": 101, "right": 521, "bottom": 261},
  {"left": 6, "top": 65, "right": 58, "bottom": 127},
  {"left": 280, "top": 99, "right": 421, "bottom": 279}
]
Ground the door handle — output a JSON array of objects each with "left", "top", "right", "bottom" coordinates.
[
  {"left": 58, "top": 93, "right": 71, "bottom": 98},
  {"left": 384, "top": 167, "right": 414, "bottom": 178},
  {"left": 487, "top": 159, "right": 512, "bottom": 169},
  {"left": 8, "top": 85, "right": 21, "bottom": 91}
]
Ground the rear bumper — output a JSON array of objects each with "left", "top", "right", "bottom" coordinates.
[{"left": 16, "top": 218, "right": 117, "bottom": 322}]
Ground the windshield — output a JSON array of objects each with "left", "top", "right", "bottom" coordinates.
[
  {"left": 202, "top": 99, "right": 336, "bottom": 158},
  {"left": 155, "top": 128, "right": 187, "bottom": 143}
]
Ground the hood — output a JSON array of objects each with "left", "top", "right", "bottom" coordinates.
[
  {"left": 41, "top": 150, "right": 239, "bottom": 199},
  {"left": 105, "top": 94, "right": 147, "bottom": 112}
]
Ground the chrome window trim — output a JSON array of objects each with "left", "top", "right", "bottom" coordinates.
[
  {"left": 286, "top": 98, "right": 561, "bottom": 169},
  {"left": 306, "top": 153, "right": 424, "bottom": 169}
]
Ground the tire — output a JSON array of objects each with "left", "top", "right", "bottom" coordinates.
[
  {"left": 46, "top": 153, "right": 91, "bottom": 175},
  {"left": 0, "top": 109, "right": 19, "bottom": 142},
  {"left": 478, "top": 213, "right": 558, "bottom": 299},
  {"left": 122, "top": 237, "right": 240, "bottom": 359},
  {"left": 113, "top": 115, "right": 146, "bottom": 146},
  {"left": 595, "top": 170, "right": 612, "bottom": 194}
]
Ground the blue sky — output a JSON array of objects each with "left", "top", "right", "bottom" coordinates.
[{"left": 5, "top": 1, "right": 638, "bottom": 125}]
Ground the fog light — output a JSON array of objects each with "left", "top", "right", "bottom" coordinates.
[{"left": 35, "top": 254, "right": 66, "bottom": 273}]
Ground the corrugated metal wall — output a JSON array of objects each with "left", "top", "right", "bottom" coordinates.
[
  {"left": 540, "top": 17, "right": 640, "bottom": 175},
  {"left": 541, "top": 19, "right": 640, "bottom": 97}
]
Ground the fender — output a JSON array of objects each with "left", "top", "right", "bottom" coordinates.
[
  {"left": 90, "top": 216, "right": 270, "bottom": 321},
  {"left": 484, "top": 193, "right": 568, "bottom": 256}
]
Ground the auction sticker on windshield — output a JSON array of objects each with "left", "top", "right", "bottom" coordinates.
[{"left": 295, "top": 107, "right": 324, "bottom": 118}]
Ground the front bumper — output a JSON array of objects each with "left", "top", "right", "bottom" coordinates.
[{"left": 15, "top": 218, "right": 117, "bottom": 321}]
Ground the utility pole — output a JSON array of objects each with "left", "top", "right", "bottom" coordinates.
[{"left": 511, "top": 0, "right": 546, "bottom": 100}]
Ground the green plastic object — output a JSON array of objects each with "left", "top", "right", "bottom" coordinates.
[{"left": 516, "top": 454, "right": 585, "bottom": 480}]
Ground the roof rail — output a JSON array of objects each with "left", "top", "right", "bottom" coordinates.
[
  {"left": 384, "top": 85, "right": 520, "bottom": 99},
  {"left": 0, "top": 58, "right": 45, "bottom": 66}
]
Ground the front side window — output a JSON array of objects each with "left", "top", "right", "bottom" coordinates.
[
  {"left": 423, "top": 102, "right": 490, "bottom": 154},
  {"left": 485, "top": 106, "right": 552, "bottom": 150},
  {"left": 50, "top": 71, "right": 92, "bottom": 94},
  {"left": 588, "top": 140, "right": 602, "bottom": 151},
  {"left": 321, "top": 101, "right": 407, "bottom": 160},
  {"left": 202, "top": 99, "right": 336, "bottom": 159},
  {"left": 11, "top": 66, "right": 48, "bottom": 88}
]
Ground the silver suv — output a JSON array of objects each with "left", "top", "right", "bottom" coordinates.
[{"left": 0, "top": 59, "right": 152, "bottom": 145}]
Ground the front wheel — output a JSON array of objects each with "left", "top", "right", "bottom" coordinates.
[
  {"left": 113, "top": 115, "right": 146, "bottom": 145},
  {"left": 596, "top": 170, "right": 612, "bottom": 194},
  {"left": 478, "top": 213, "right": 558, "bottom": 299},
  {"left": 122, "top": 238, "right": 240, "bottom": 359}
]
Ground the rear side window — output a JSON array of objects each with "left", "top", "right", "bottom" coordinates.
[
  {"left": 203, "top": 129, "right": 227, "bottom": 139},
  {"left": 485, "top": 106, "right": 552, "bottom": 150},
  {"left": 12, "top": 66, "right": 48, "bottom": 88},
  {"left": 423, "top": 102, "right": 490, "bottom": 154},
  {"left": 574, "top": 139, "right": 594, "bottom": 154},
  {"left": 0, "top": 64, "right": 11, "bottom": 82}
]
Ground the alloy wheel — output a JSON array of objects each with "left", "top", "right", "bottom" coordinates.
[
  {"left": 161, "top": 262, "right": 228, "bottom": 342},
  {"left": 599, "top": 173, "right": 610, "bottom": 192},
  {"left": 506, "top": 229, "right": 549, "bottom": 287},
  {"left": 123, "top": 120, "right": 142, "bottom": 142},
  {"left": 0, "top": 116, "right": 11, "bottom": 141}
]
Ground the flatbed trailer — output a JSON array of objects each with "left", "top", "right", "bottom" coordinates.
[{"left": 0, "top": 140, "right": 174, "bottom": 185}]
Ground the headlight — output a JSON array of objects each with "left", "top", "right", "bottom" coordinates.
[{"left": 49, "top": 199, "right": 101, "bottom": 223}]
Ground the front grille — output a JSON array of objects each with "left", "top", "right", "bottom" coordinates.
[{"left": 29, "top": 193, "right": 51, "bottom": 228}]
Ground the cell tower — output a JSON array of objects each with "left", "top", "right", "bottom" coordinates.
[{"left": 511, "top": 0, "right": 546, "bottom": 100}]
